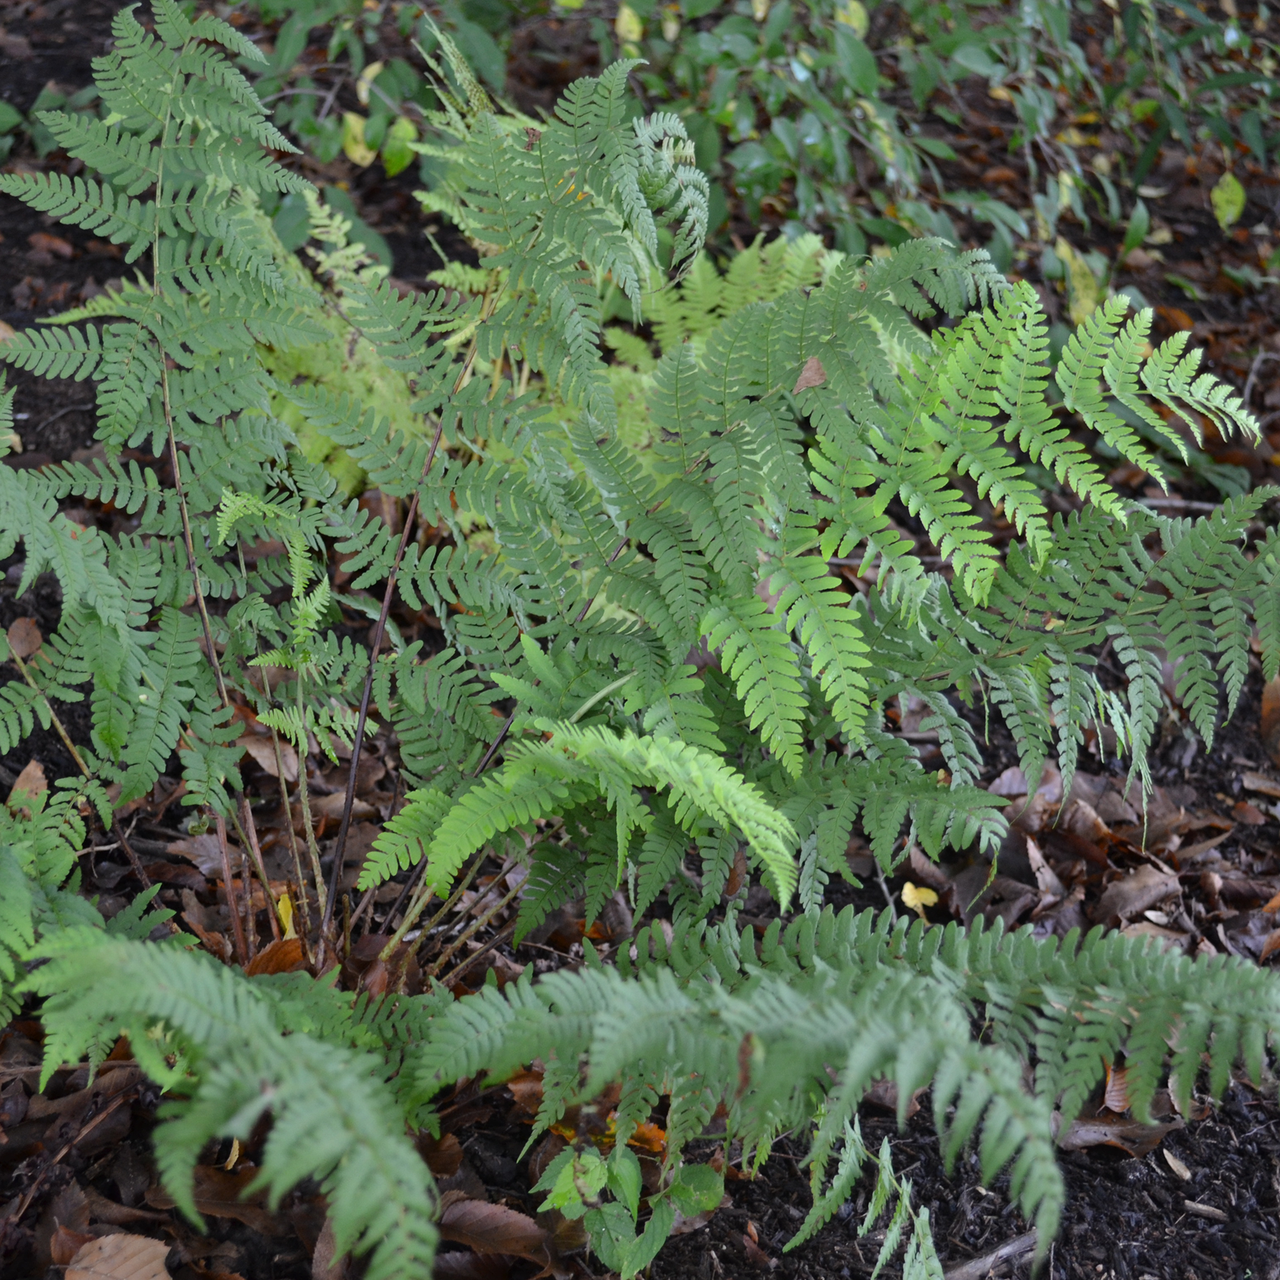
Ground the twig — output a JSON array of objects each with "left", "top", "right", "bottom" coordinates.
[
  {"left": 1136, "top": 496, "right": 1224, "bottom": 511},
  {"left": 437, "top": 916, "right": 517, "bottom": 988},
  {"left": 32, "top": 402, "right": 95, "bottom": 434},
  {"left": 378, "top": 845, "right": 489, "bottom": 962},
  {"left": 424, "top": 875, "right": 523, "bottom": 979},
  {"left": 230, "top": 802, "right": 281, "bottom": 943},
  {"left": 1242, "top": 350, "right": 1280, "bottom": 410},
  {"left": 942, "top": 1231, "right": 1038, "bottom": 1280},
  {"left": 7, "top": 1089, "right": 134, "bottom": 1227}
]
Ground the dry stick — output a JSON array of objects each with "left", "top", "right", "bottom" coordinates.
[
  {"left": 321, "top": 324, "right": 491, "bottom": 940},
  {"left": 9, "top": 648, "right": 152, "bottom": 890},
  {"left": 376, "top": 845, "right": 490, "bottom": 964},
  {"left": 424, "top": 875, "right": 523, "bottom": 979},
  {"left": 941, "top": 1231, "right": 1038, "bottom": 1280},
  {"left": 437, "top": 916, "right": 517, "bottom": 989},
  {"left": 229, "top": 805, "right": 281, "bottom": 944}
]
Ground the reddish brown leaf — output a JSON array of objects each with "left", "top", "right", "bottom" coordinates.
[
  {"left": 505, "top": 1066, "right": 545, "bottom": 1117},
  {"left": 8, "top": 616, "right": 43, "bottom": 658},
  {"left": 439, "top": 1197, "right": 554, "bottom": 1267},
  {"left": 1157, "top": 305, "right": 1195, "bottom": 332},
  {"left": 51, "top": 1225, "right": 99, "bottom": 1266},
  {"left": 29, "top": 232, "right": 75, "bottom": 260},
  {"left": 245, "top": 937, "right": 307, "bottom": 976},
  {"left": 415, "top": 1131, "right": 464, "bottom": 1178},
  {"left": 981, "top": 166, "right": 1018, "bottom": 184},
  {"left": 311, "top": 1214, "right": 349, "bottom": 1280},
  {"left": 1260, "top": 929, "right": 1280, "bottom": 963},
  {"left": 432, "top": 1253, "right": 516, "bottom": 1279},
  {"left": 1243, "top": 769, "right": 1280, "bottom": 799},
  {"left": 145, "top": 1166, "right": 281, "bottom": 1235},
  {"left": 66, "top": 1233, "right": 171, "bottom": 1280},
  {"left": 1233, "top": 801, "right": 1267, "bottom": 826},
  {"left": 1263, "top": 678, "right": 1280, "bottom": 766}
]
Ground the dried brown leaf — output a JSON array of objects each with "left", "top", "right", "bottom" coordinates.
[
  {"left": 1055, "top": 1112, "right": 1182, "bottom": 1157},
  {"left": 791, "top": 356, "right": 826, "bottom": 394},
  {"left": 1243, "top": 769, "right": 1280, "bottom": 799},
  {"left": 1262, "top": 677, "right": 1280, "bottom": 766},
  {"left": 7, "top": 757, "right": 47, "bottom": 807},
  {"left": 244, "top": 937, "right": 307, "bottom": 976},
  {"left": 66, "top": 1233, "right": 172, "bottom": 1280},
  {"left": 145, "top": 1166, "right": 281, "bottom": 1235},
  {"left": 8, "top": 616, "right": 43, "bottom": 658},
  {"left": 1093, "top": 864, "right": 1179, "bottom": 924},
  {"left": 439, "top": 1197, "right": 553, "bottom": 1267},
  {"left": 237, "top": 735, "right": 298, "bottom": 782}
]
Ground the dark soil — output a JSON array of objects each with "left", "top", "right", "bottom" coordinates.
[{"left": 3, "top": 2, "right": 1280, "bottom": 1279}]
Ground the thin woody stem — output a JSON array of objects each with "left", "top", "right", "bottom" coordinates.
[{"left": 322, "top": 307, "right": 494, "bottom": 938}]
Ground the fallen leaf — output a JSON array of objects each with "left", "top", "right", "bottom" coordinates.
[
  {"left": 901, "top": 881, "right": 938, "bottom": 918},
  {"left": 51, "top": 1225, "right": 99, "bottom": 1266},
  {"left": 145, "top": 1166, "right": 281, "bottom": 1234},
  {"left": 1233, "top": 801, "right": 1268, "bottom": 826},
  {"left": 311, "top": 1214, "right": 349, "bottom": 1280},
  {"left": 1210, "top": 171, "right": 1246, "bottom": 231},
  {"left": 67, "top": 1233, "right": 171, "bottom": 1280},
  {"left": 791, "top": 356, "right": 826, "bottom": 394},
  {"left": 28, "top": 231, "right": 75, "bottom": 260},
  {"left": 237, "top": 734, "right": 298, "bottom": 782},
  {"left": 981, "top": 166, "right": 1018, "bottom": 184},
  {"left": 1055, "top": 1112, "right": 1182, "bottom": 1157},
  {"left": 862, "top": 1077, "right": 924, "bottom": 1119},
  {"left": 244, "top": 937, "right": 307, "bottom": 976},
  {"left": 438, "top": 1196, "right": 554, "bottom": 1268},
  {"left": 8, "top": 616, "right": 43, "bottom": 657},
  {"left": 308, "top": 792, "right": 376, "bottom": 821},
  {"left": 1093, "top": 864, "right": 1179, "bottom": 924},
  {"left": 415, "top": 1131, "right": 464, "bottom": 1178},
  {"left": 1260, "top": 929, "right": 1280, "bottom": 963},
  {"left": 170, "top": 835, "right": 235, "bottom": 877},
  {"left": 1163, "top": 1149, "right": 1192, "bottom": 1182},
  {"left": 1242, "top": 770, "right": 1280, "bottom": 799},
  {"left": 1263, "top": 678, "right": 1280, "bottom": 765},
  {"left": 8, "top": 757, "right": 48, "bottom": 807}
]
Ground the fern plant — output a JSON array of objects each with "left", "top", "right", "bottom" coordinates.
[{"left": 2, "top": 3, "right": 1279, "bottom": 1277}]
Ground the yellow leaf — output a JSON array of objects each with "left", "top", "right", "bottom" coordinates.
[
  {"left": 277, "top": 892, "right": 297, "bottom": 940},
  {"left": 342, "top": 112, "right": 377, "bottom": 167},
  {"left": 901, "top": 882, "right": 938, "bottom": 918},
  {"left": 834, "top": 0, "right": 869, "bottom": 37},
  {"left": 615, "top": 3, "right": 644, "bottom": 42},
  {"left": 1211, "top": 171, "right": 1246, "bottom": 232},
  {"left": 1054, "top": 236, "right": 1102, "bottom": 326},
  {"left": 356, "top": 60, "right": 385, "bottom": 107}
]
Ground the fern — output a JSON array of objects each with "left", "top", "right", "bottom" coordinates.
[{"left": 2, "top": 5, "right": 1278, "bottom": 1276}]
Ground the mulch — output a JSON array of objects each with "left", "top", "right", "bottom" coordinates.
[{"left": 3, "top": 1, "right": 1280, "bottom": 1277}]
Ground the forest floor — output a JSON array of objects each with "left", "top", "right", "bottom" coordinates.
[{"left": 3, "top": 2, "right": 1280, "bottom": 1279}]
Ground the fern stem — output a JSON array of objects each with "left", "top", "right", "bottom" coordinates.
[
  {"left": 294, "top": 679, "right": 329, "bottom": 923},
  {"left": 323, "top": 299, "right": 496, "bottom": 939},
  {"left": 271, "top": 727, "right": 313, "bottom": 956},
  {"left": 10, "top": 648, "right": 153, "bottom": 889},
  {"left": 423, "top": 874, "right": 523, "bottom": 979},
  {"left": 379, "top": 845, "right": 488, "bottom": 961},
  {"left": 437, "top": 916, "right": 517, "bottom": 988},
  {"left": 214, "top": 809, "right": 249, "bottom": 964},
  {"left": 9, "top": 649, "right": 90, "bottom": 777},
  {"left": 229, "top": 804, "right": 281, "bottom": 945}
]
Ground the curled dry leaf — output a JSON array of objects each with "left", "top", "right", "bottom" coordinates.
[
  {"left": 1163, "top": 1149, "right": 1193, "bottom": 1182},
  {"left": 1243, "top": 770, "right": 1280, "bottom": 800},
  {"left": 1055, "top": 1112, "right": 1183, "bottom": 1158},
  {"left": 438, "top": 1196, "right": 554, "bottom": 1269},
  {"left": 8, "top": 616, "right": 43, "bottom": 658},
  {"left": 145, "top": 1166, "right": 281, "bottom": 1235},
  {"left": 66, "top": 1233, "right": 171, "bottom": 1280}
]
